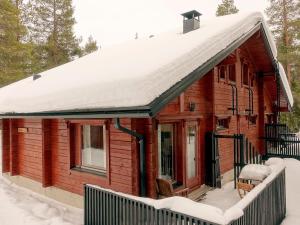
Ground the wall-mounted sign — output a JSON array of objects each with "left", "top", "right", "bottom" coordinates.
[{"left": 18, "top": 128, "right": 28, "bottom": 133}]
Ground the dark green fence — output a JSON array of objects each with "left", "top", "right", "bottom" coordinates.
[
  {"left": 206, "top": 132, "right": 262, "bottom": 188},
  {"left": 230, "top": 169, "right": 286, "bottom": 225},
  {"left": 84, "top": 168, "right": 286, "bottom": 225},
  {"left": 265, "top": 124, "right": 300, "bottom": 159},
  {"left": 84, "top": 185, "right": 220, "bottom": 225}
]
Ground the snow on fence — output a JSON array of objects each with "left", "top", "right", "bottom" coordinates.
[{"left": 84, "top": 162, "right": 286, "bottom": 225}]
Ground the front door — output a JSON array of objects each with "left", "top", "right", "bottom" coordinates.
[{"left": 186, "top": 121, "right": 199, "bottom": 187}]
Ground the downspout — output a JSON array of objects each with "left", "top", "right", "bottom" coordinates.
[{"left": 114, "top": 118, "right": 146, "bottom": 197}]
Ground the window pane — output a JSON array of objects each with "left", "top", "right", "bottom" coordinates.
[
  {"left": 82, "top": 125, "right": 106, "bottom": 171},
  {"left": 219, "top": 66, "right": 226, "bottom": 80},
  {"left": 187, "top": 125, "right": 196, "bottom": 179},
  {"left": 228, "top": 65, "right": 236, "bottom": 82},
  {"left": 158, "top": 124, "right": 174, "bottom": 180},
  {"left": 243, "top": 64, "right": 249, "bottom": 85}
]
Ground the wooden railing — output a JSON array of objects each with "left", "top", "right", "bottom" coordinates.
[
  {"left": 84, "top": 169, "right": 286, "bottom": 225},
  {"left": 265, "top": 124, "right": 300, "bottom": 159}
]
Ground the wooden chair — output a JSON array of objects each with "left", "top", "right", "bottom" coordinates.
[
  {"left": 156, "top": 178, "right": 189, "bottom": 198},
  {"left": 237, "top": 178, "right": 260, "bottom": 198}
]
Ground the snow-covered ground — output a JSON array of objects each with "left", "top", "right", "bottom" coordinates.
[
  {"left": 201, "top": 181, "right": 240, "bottom": 211},
  {"left": 0, "top": 177, "right": 83, "bottom": 225},
  {"left": 0, "top": 130, "right": 84, "bottom": 225},
  {"left": 281, "top": 158, "right": 300, "bottom": 224}
]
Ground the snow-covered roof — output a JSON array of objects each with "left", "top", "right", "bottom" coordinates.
[
  {"left": 278, "top": 63, "right": 294, "bottom": 107},
  {"left": 0, "top": 12, "right": 293, "bottom": 117}
]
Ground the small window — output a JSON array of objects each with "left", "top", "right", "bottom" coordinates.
[
  {"left": 242, "top": 64, "right": 249, "bottom": 86},
  {"left": 248, "top": 115, "right": 257, "bottom": 125},
  {"left": 228, "top": 64, "right": 236, "bottom": 82},
  {"left": 218, "top": 66, "right": 226, "bottom": 81},
  {"left": 217, "top": 118, "right": 230, "bottom": 130},
  {"left": 81, "top": 125, "right": 106, "bottom": 171}
]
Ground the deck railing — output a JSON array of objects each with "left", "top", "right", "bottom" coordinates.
[
  {"left": 84, "top": 185, "right": 219, "bottom": 225},
  {"left": 230, "top": 169, "right": 286, "bottom": 225},
  {"left": 84, "top": 168, "right": 286, "bottom": 225},
  {"left": 265, "top": 123, "right": 300, "bottom": 159}
]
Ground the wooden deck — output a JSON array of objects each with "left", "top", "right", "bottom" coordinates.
[{"left": 188, "top": 185, "right": 213, "bottom": 202}]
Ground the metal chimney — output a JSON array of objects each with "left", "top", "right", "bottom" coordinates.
[{"left": 181, "top": 10, "right": 202, "bottom": 34}]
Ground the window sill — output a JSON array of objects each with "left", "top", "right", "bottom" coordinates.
[
  {"left": 216, "top": 127, "right": 229, "bottom": 131},
  {"left": 71, "top": 167, "right": 107, "bottom": 177}
]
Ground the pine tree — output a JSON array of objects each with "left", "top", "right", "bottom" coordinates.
[
  {"left": 265, "top": 0, "right": 300, "bottom": 131},
  {"left": 0, "top": 0, "right": 31, "bottom": 86},
  {"left": 83, "top": 36, "right": 98, "bottom": 56},
  {"left": 29, "top": 0, "right": 81, "bottom": 70},
  {"left": 216, "top": 0, "right": 239, "bottom": 17}
]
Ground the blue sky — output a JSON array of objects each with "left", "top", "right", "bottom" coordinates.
[{"left": 73, "top": 0, "right": 269, "bottom": 47}]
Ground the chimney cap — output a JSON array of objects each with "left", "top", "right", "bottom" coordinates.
[{"left": 181, "top": 10, "right": 202, "bottom": 19}]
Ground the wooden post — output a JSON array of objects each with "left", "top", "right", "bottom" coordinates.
[
  {"left": 42, "top": 119, "right": 52, "bottom": 187},
  {"left": 2, "top": 119, "right": 10, "bottom": 173},
  {"left": 9, "top": 119, "right": 19, "bottom": 176}
]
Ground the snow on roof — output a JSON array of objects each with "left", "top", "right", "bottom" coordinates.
[
  {"left": 278, "top": 63, "right": 294, "bottom": 107},
  {"left": 0, "top": 11, "right": 288, "bottom": 115}
]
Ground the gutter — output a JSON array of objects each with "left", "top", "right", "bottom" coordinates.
[{"left": 113, "top": 118, "right": 147, "bottom": 197}]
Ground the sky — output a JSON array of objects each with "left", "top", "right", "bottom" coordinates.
[{"left": 73, "top": 0, "right": 270, "bottom": 47}]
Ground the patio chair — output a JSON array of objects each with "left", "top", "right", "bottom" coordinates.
[
  {"left": 237, "top": 178, "right": 257, "bottom": 198},
  {"left": 156, "top": 178, "right": 189, "bottom": 198}
]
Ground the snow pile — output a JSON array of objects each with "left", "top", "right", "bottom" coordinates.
[
  {"left": 265, "top": 157, "right": 285, "bottom": 166},
  {"left": 238, "top": 164, "right": 271, "bottom": 181},
  {"left": 0, "top": 12, "right": 284, "bottom": 114},
  {"left": 0, "top": 177, "right": 83, "bottom": 225}
]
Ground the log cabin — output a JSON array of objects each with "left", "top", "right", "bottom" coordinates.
[{"left": 0, "top": 11, "right": 293, "bottom": 208}]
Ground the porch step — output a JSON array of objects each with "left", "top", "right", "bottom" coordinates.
[{"left": 188, "top": 185, "right": 213, "bottom": 202}]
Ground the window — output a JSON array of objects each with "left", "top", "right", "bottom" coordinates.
[
  {"left": 218, "top": 66, "right": 226, "bottom": 81},
  {"left": 70, "top": 121, "right": 108, "bottom": 174},
  {"left": 248, "top": 115, "right": 257, "bottom": 125},
  {"left": 158, "top": 124, "right": 175, "bottom": 180},
  {"left": 186, "top": 124, "right": 197, "bottom": 179},
  {"left": 217, "top": 118, "right": 230, "bottom": 130},
  {"left": 81, "top": 125, "right": 106, "bottom": 171},
  {"left": 242, "top": 64, "right": 249, "bottom": 86},
  {"left": 228, "top": 64, "right": 236, "bottom": 82}
]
